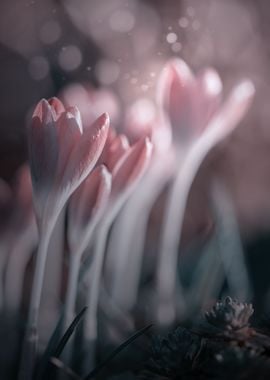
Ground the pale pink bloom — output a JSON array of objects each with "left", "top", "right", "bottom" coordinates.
[
  {"left": 83, "top": 136, "right": 152, "bottom": 367},
  {"left": 63, "top": 165, "right": 111, "bottom": 331},
  {"left": 60, "top": 83, "right": 120, "bottom": 127},
  {"left": 156, "top": 58, "right": 255, "bottom": 325},
  {"left": 157, "top": 58, "right": 223, "bottom": 150},
  {"left": 110, "top": 137, "right": 153, "bottom": 200},
  {"left": 98, "top": 127, "right": 130, "bottom": 172},
  {"left": 21, "top": 98, "right": 109, "bottom": 378},
  {"left": 29, "top": 97, "right": 109, "bottom": 227},
  {"left": 107, "top": 98, "right": 174, "bottom": 310}
]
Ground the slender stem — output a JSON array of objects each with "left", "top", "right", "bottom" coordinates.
[
  {"left": 109, "top": 188, "right": 159, "bottom": 310},
  {"left": 83, "top": 218, "right": 111, "bottom": 370},
  {"left": 107, "top": 157, "right": 171, "bottom": 310},
  {"left": 156, "top": 158, "right": 190, "bottom": 325},
  {"left": 18, "top": 214, "right": 56, "bottom": 380},
  {"left": 156, "top": 86, "right": 254, "bottom": 325},
  {"left": 64, "top": 255, "right": 82, "bottom": 332},
  {"left": 62, "top": 224, "right": 96, "bottom": 335}
]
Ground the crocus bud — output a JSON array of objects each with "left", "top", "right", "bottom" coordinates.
[{"left": 28, "top": 97, "right": 109, "bottom": 227}]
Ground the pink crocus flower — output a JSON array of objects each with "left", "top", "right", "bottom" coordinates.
[
  {"left": 155, "top": 58, "right": 255, "bottom": 325},
  {"left": 20, "top": 98, "right": 109, "bottom": 379},
  {"left": 64, "top": 165, "right": 112, "bottom": 329},
  {"left": 82, "top": 134, "right": 152, "bottom": 369},
  {"left": 107, "top": 100, "right": 174, "bottom": 310}
]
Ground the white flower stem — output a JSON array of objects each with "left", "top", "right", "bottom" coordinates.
[
  {"left": 156, "top": 158, "right": 190, "bottom": 325},
  {"left": 83, "top": 218, "right": 111, "bottom": 370},
  {"left": 18, "top": 216, "right": 55, "bottom": 380},
  {"left": 156, "top": 82, "right": 254, "bottom": 325},
  {"left": 63, "top": 255, "right": 81, "bottom": 331},
  {"left": 107, "top": 157, "right": 171, "bottom": 310},
  {"left": 62, "top": 224, "right": 96, "bottom": 335},
  {"left": 109, "top": 177, "right": 165, "bottom": 310}
]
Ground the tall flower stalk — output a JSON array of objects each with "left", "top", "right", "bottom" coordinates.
[
  {"left": 19, "top": 98, "right": 109, "bottom": 379},
  {"left": 64, "top": 165, "right": 112, "bottom": 331},
  {"left": 83, "top": 137, "right": 152, "bottom": 369},
  {"left": 156, "top": 59, "right": 255, "bottom": 325}
]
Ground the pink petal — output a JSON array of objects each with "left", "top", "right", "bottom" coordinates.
[
  {"left": 69, "top": 165, "right": 111, "bottom": 235},
  {"left": 29, "top": 99, "right": 58, "bottom": 217},
  {"left": 60, "top": 112, "right": 110, "bottom": 200},
  {"left": 194, "top": 68, "right": 223, "bottom": 132},
  {"left": 157, "top": 59, "right": 196, "bottom": 145},
  {"left": 54, "top": 111, "right": 83, "bottom": 184},
  {"left": 106, "top": 134, "right": 130, "bottom": 171},
  {"left": 48, "top": 97, "right": 65, "bottom": 120},
  {"left": 111, "top": 137, "right": 153, "bottom": 197}
]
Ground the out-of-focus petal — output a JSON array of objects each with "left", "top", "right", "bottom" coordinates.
[
  {"left": 157, "top": 58, "right": 196, "bottom": 145},
  {"left": 197, "top": 80, "right": 255, "bottom": 149},
  {"left": 68, "top": 165, "right": 111, "bottom": 252},
  {"left": 98, "top": 128, "right": 130, "bottom": 171},
  {"left": 111, "top": 137, "right": 153, "bottom": 197},
  {"left": 60, "top": 113, "right": 110, "bottom": 199},
  {"left": 60, "top": 83, "right": 120, "bottom": 126},
  {"left": 70, "top": 165, "right": 111, "bottom": 228},
  {"left": 194, "top": 68, "right": 223, "bottom": 132},
  {"left": 106, "top": 134, "right": 130, "bottom": 171}
]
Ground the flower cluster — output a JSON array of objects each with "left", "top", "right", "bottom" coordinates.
[{"left": 0, "top": 58, "right": 255, "bottom": 379}]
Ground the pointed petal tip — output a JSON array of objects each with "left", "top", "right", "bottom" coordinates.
[
  {"left": 144, "top": 137, "right": 153, "bottom": 157},
  {"left": 165, "top": 58, "right": 193, "bottom": 81},
  {"left": 48, "top": 97, "right": 65, "bottom": 116},
  {"left": 32, "top": 98, "right": 51, "bottom": 120},
  {"left": 66, "top": 106, "right": 83, "bottom": 132},
  {"left": 201, "top": 68, "right": 223, "bottom": 96},
  {"left": 98, "top": 164, "right": 111, "bottom": 178},
  {"left": 234, "top": 80, "right": 255, "bottom": 101},
  {"left": 101, "top": 112, "right": 110, "bottom": 126}
]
